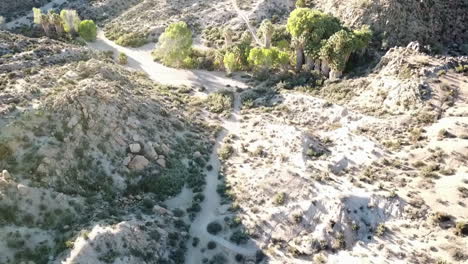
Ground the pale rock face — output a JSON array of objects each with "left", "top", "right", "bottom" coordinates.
[
  {"left": 129, "top": 143, "right": 141, "bottom": 154},
  {"left": 67, "top": 116, "right": 79, "bottom": 129},
  {"left": 128, "top": 155, "right": 149, "bottom": 170},
  {"left": 193, "top": 151, "right": 202, "bottom": 158},
  {"left": 144, "top": 142, "right": 158, "bottom": 160},
  {"left": 157, "top": 157, "right": 166, "bottom": 168}
]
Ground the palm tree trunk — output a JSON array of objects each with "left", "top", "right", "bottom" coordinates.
[
  {"left": 265, "top": 35, "right": 271, "bottom": 48},
  {"left": 305, "top": 56, "right": 314, "bottom": 71},
  {"left": 321, "top": 60, "right": 330, "bottom": 76},
  {"left": 314, "top": 59, "right": 321, "bottom": 72},
  {"left": 295, "top": 47, "right": 304, "bottom": 72}
]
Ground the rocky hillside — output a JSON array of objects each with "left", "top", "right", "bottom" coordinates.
[
  {"left": 0, "top": 0, "right": 51, "bottom": 20},
  {"left": 0, "top": 31, "right": 214, "bottom": 264},
  {"left": 219, "top": 43, "right": 468, "bottom": 263},
  {"left": 311, "top": 0, "right": 468, "bottom": 51}
]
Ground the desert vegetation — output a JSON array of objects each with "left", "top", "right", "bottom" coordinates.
[
  {"left": 1, "top": 0, "right": 467, "bottom": 264},
  {"left": 32, "top": 8, "right": 96, "bottom": 42}
]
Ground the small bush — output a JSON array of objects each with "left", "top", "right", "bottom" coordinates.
[
  {"left": 455, "top": 221, "right": 468, "bottom": 236},
  {"left": 219, "top": 144, "right": 234, "bottom": 160},
  {"left": 207, "top": 221, "right": 222, "bottom": 235},
  {"left": 78, "top": 20, "right": 97, "bottom": 42},
  {"left": 375, "top": 223, "right": 386, "bottom": 236},
  {"left": 229, "top": 230, "right": 249, "bottom": 245},
  {"left": 116, "top": 32, "right": 148, "bottom": 47},
  {"left": 207, "top": 241, "right": 217, "bottom": 250},
  {"left": 206, "top": 90, "right": 234, "bottom": 113},
  {"left": 118, "top": 52, "right": 128, "bottom": 65},
  {"left": 273, "top": 192, "right": 286, "bottom": 205}
]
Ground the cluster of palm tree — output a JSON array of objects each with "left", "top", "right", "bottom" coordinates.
[{"left": 33, "top": 8, "right": 81, "bottom": 37}]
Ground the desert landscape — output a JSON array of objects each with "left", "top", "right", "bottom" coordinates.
[{"left": 0, "top": 0, "right": 467, "bottom": 263}]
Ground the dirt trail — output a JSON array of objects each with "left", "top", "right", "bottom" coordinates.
[
  {"left": 88, "top": 32, "right": 258, "bottom": 262},
  {"left": 231, "top": 0, "right": 262, "bottom": 46},
  {"left": 88, "top": 30, "right": 246, "bottom": 89}
]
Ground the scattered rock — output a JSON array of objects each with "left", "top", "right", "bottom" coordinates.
[
  {"left": 128, "top": 155, "right": 149, "bottom": 170},
  {"left": 129, "top": 143, "right": 142, "bottom": 154}
]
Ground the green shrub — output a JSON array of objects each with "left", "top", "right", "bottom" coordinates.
[
  {"left": 224, "top": 52, "right": 242, "bottom": 74},
  {"left": 273, "top": 192, "right": 286, "bottom": 205},
  {"left": 207, "top": 241, "right": 217, "bottom": 250},
  {"left": 78, "top": 20, "right": 97, "bottom": 42},
  {"left": 115, "top": 32, "right": 148, "bottom": 47},
  {"left": 206, "top": 90, "right": 234, "bottom": 113},
  {"left": 229, "top": 230, "right": 249, "bottom": 244},
  {"left": 118, "top": 52, "right": 128, "bottom": 65},
  {"left": 219, "top": 144, "right": 234, "bottom": 160},
  {"left": 455, "top": 221, "right": 467, "bottom": 236},
  {"left": 207, "top": 221, "right": 223, "bottom": 235}
]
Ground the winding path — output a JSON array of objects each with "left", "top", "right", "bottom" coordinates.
[
  {"left": 231, "top": 0, "right": 262, "bottom": 46},
  {"left": 88, "top": 32, "right": 258, "bottom": 262}
]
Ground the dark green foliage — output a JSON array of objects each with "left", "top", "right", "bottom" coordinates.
[
  {"left": 207, "top": 241, "right": 217, "bottom": 250},
  {"left": 229, "top": 230, "right": 249, "bottom": 244},
  {"left": 0, "top": 204, "right": 17, "bottom": 224},
  {"left": 78, "top": 20, "right": 97, "bottom": 42},
  {"left": 207, "top": 221, "right": 222, "bottom": 235},
  {"left": 116, "top": 32, "right": 148, "bottom": 47}
]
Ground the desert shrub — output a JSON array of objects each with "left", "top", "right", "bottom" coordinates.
[
  {"left": 224, "top": 52, "right": 242, "bottom": 74},
  {"left": 235, "top": 254, "right": 244, "bottom": 262},
  {"left": 173, "top": 208, "right": 185, "bottom": 217},
  {"left": 455, "top": 221, "right": 467, "bottom": 236},
  {"left": 205, "top": 90, "right": 234, "bottom": 113},
  {"left": 273, "top": 192, "right": 286, "bottom": 205},
  {"left": 219, "top": 144, "right": 234, "bottom": 160},
  {"left": 115, "top": 32, "right": 148, "bottom": 47},
  {"left": 78, "top": 20, "right": 97, "bottom": 41},
  {"left": 0, "top": 204, "right": 17, "bottom": 223},
  {"left": 375, "top": 223, "right": 386, "bottom": 236},
  {"left": 207, "top": 241, "right": 217, "bottom": 250},
  {"left": 210, "top": 253, "right": 227, "bottom": 264},
  {"left": 0, "top": 142, "right": 13, "bottom": 160},
  {"left": 207, "top": 221, "right": 222, "bottom": 235},
  {"left": 229, "top": 230, "right": 249, "bottom": 244},
  {"left": 118, "top": 52, "right": 128, "bottom": 65},
  {"left": 153, "top": 21, "right": 192, "bottom": 68},
  {"left": 192, "top": 237, "right": 200, "bottom": 247}
]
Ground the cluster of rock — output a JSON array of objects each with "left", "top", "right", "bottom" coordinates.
[{"left": 124, "top": 142, "right": 167, "bottom": 170}]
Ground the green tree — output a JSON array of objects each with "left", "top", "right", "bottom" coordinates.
[
  {"left": 60, "top": 9, "right": 81, "bottom": 35},
  {"left": 320, "top": 27, "right": 371, "bottom": 79},
  {"left": 153, "top": 21, "right": 193, "bottom": 68},
  {"left": 259, "top": 19, "right": 274, "bottom": 48},
  {"left": 248, "top": 47, "right": 284, "bottom": 75},
  {"left": 287, "top": 8, "right": 341, "bottom": 71},
  {"left": 78, "top": 20, "right": 97, "bottom": 42},
  {"left": 223, "top": 52, "right": 241, "bottom": 75}
]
